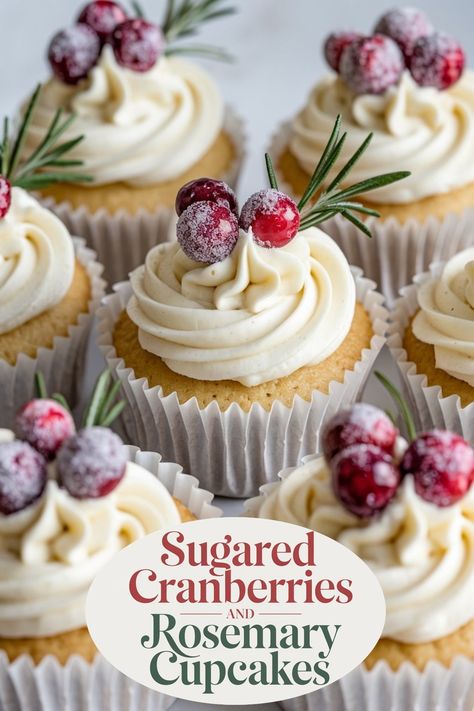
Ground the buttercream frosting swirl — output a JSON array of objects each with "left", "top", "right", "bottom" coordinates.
[
  {"left": 0, "top": 187, "right": 74, "bottom": 335},
  {"left": 0, "top": 447, "right": 181, "bottom": 638},
  {"left": 255, "top": 454, "right": 474, "bottom": 644},
  {"left": 412, "top": 248, "right": 474, "bottom": 386},
  {"left": 26, "top": 47, "right": 224, "bottom": 186},
  {"left": 127, "top": 227, "right": 356, "bottom": 386},
  {"left": 290, "top": 70, "right": 474, "bottom": 203}
]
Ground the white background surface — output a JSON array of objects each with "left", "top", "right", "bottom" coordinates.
[{"left": 3, "top": 0, "right": 474, "bottom": 709}]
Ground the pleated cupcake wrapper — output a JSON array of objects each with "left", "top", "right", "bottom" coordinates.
[
  {"left": 97, "top": 270, "right": 388, "bottom": 498},
  {"left": 246, "top": 464, "right": 474, "bottom": 711},
  {"left": 0, "top": 446, "right": 222, "bottom": 710},
  {"left": 41, "top": 106, "right": 247, "bottom": 289},
  {"left": 0, "top": 238, "right": 105, "bottom": 428},
  {"left": 387, "top": 263, "right": 474, "bottom": 440},
  {"left": 268, "top": 121, "right": 474, "bottom": 307}
]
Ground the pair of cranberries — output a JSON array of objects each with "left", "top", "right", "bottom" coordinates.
[
  {"left": 48, "top": 1, "right": 164, "bottom": 85},
  {"left": 175, "top": 178, "right": 301, "bottom": 264},
  {"left": 322, "top": 403, "right": 474, "bottom": 518},
  {"left": 325, "top": 7, "right": 465, "bottom": 94},
  {"left": 0, "top": 399, "right": 127, "bottom": 516}
]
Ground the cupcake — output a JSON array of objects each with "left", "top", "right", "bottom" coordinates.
[
  {"left": 97, "top": 123, "right": 406, "bottom": 496},
  {"left": 388, "top": 248, "right": 474, "bottom": 440},
  {"left": 0, "top": 90, "right": 105, "bottom": 426},
  {"left": 269, "top": 6, "right": 474, "bottom": 303},
  {"left": 0, "top": 375, "right": 220, "bottom": 666},
  {"left": 24, "top": 0, "right": 245, "bottom": 284},
  {"left": 247, "top": 400, "right": 474, "bottom": 674}
]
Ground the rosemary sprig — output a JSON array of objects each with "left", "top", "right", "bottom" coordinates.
[
  {"left": 34, "top": 372, "right": 71, "bottom": 412},
  {"left": 374, "top": 371, "right": 417, "bottom": 442},
  {"left": 131, "top": 0, "right": 145, "bottom": 17},
  {"left": 0, "top": 84, "right": 92, "bottom": 191},
  {"left": 161, "top": 0, "right": 236, "bottom": 61},
  {"left": 165, "top": 44, "right": 232, "bottom": 62},
  {"left": 83, "top": 371, "right": 126, "bottom": 428}
]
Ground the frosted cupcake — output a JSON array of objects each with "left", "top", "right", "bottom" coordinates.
[
  {"left": 247, "top": 400, "right": 474, "bottom": 672},
  {"left": 98, "top": 124, "right": 406, "bottom": 496},
  {"left": 389, "top": 248, "right": 474, "bottom": 440},
  {"left": 24, "top": 0, "right": 245, "bottom": 284},
  {"left": 270, "top": 7, "right": 474, "bottom": 302}
]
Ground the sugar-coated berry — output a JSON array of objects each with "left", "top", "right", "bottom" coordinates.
[
  {"left": 77, "top": 0, "right": 128, "bottom": 44},
  {"left": 15, "top": 399, "right": 75, "bottom": 461},
  {"left": 339, "top": 34, "right": 404, "bottom": 95},
  {"left": 48, "top": 24, "right": 101, "bottom": 85},
  {"left": 0, "top": 442, "right": 47, "bottom": 515},
  {"left": 175, "top": 178, "right": 238, "bottom": 217},
  {"left": 324, "top": 31, "right": 362, "bottom": 72},
  {"left": 332, "top": 444, "right": 401, "bottom": 518},
  {"left": 57, "top": 427, "right": 127, "bottom": 499},
  {"left": 322, "top": 403, "right": 398, "bottom": 462},
  {"left": 239, "top": 189, "right": 300, "bottom": 248},
  {"left": 0, "top": 177, "right": 11, "bottom": 219},
  {"left": 374, "top": 7, "right": 433, "bottom": 60},
  {"left": 401, "top": 430, "right": 474, "bottom": 507},
  {"left": 177, "top": 201, "right": 240, "bottom": 264},
  {"left": 112, "top": 18, "right": 164, "bottom": 72},
  {"left": 409, "top": 33, "right": 465, "bottom": 90}
]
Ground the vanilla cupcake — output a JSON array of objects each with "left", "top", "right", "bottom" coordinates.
[
  {"left": 270, "top": 7, "right": 474, "bottom": 303},
  {"left": 24, "top": 0, "right": 245, "bottom": 284}
]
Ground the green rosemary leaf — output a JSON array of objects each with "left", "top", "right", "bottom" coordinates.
[
  {"left": 165, "top": 44, "right": 233, "bottom": 61},
  {"left": 329, "top": 171, "right": 411, "bottom": 202},
  {"left": 22, "top": 108, "right": 64, "bottom": 170},
  {"left": 162, "top": 0, "right": 176, "bottom": 33},
  {"left": 35, "top": 372, "right": 48, "bottom": 399},
  {"left": 375, "top": 371, "right": 417, "bottom": 442},
  {"left": 301, "top": 201, "right": 380, "bottom": 225},
  {"left": 265, "top": 153, "right": 279, "bottom": 190},
  {"left": 297, "top": 114, "right": 342, "bottom": 211},
  {"left": 299, "top": 132, "right": 347, "bottom": 212},
  {"left": 96, "top": 379, "right": 123, "bottom": 425},
  {"left": 15, "top": 135, "right": 85, "bottom": 179},
  {"left": 299, "top": 210, "right": 340, "bottom": 230},
  {"left": 44, "top": 159, "right": 84, "bottom": 168},
  {"left": 131, "top": 0, "right": 145, "bottom": 18},
  {"left": 52, "top": 393, "right": 71, "bottom": 412},
  {"left": 14, "top": 173, "right": 93, "bottom": 189},
  {"left": 83, "top": 371, "right": 112, "bottom": 428},
  {"left": 7, "top": 84, "right": 41, "bottom": 180},
  {"left": 338, "top": 210, "right": 373, "bottom": 238},
  {"left": 324, "top": 132, "right": 373, "bottom": 195},
  {"left": 100, "top": 400, "right": 126, "bottom": 428}
]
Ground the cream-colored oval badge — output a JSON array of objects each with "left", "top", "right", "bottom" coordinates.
[{"left": 86, "top": 517, "right": 385, "bottom": 705}]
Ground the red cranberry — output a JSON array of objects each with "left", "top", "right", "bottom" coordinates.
[
  {"left": 409, "top": 33, "right": 465, "bottom": 90},
  {"left": 175, "top": 178, "right": 238, "bottom": 217},
  {"left": 332, "top": 444, "right": 401, "bottom": 518},
  {"left": 239, "top": 189, "right": 300, "bottom": 248},
  {"left": 324, "top": 32, "right": 362, "bottom": 72},
  {"left": 77, "top": 1, "right": 128, "bottom": 45},
  {"left": 48, "top": 24, "right": 101, "bottom": 85},
  {"left": 322, "top": 404, "right": 398, "bottom": 462},
  {"left": 0, "top": 442, "right": 47, "bottom": 515},
  {"left": 374, "top": 8, "right": 433, "bottom": 60},
  {"left": 112, "top": 19, "right": 164, "bottom": 72},
  {"left": 339, "top": 34, "right": 404, "bottom": 95},
  {"left": 57, "top": 427, "right": 127, "bottom": 499},
  {"left": 177, "top": 201, "right": 239, "bottom": 264},
  {"left": 401, "top": 430, "right": 474, "bottom": 507},
  {"left": 0, "top": 177, "right": 11, "bottom": 219},
  {"left": 15, "top": 399, "right": 75, "bottom": 461}
]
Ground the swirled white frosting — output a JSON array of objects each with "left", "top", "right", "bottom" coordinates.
[
  {"left": 290, "top": 71, "right": 474, "bottom": 204},
  {"left": 26, "top": 46, "right": 224, "bottom": 187},
  {"left": 0, "top": 450, "right": 181, "bottom": 638},
  {"left": 0, "top": 187, "right": 74, "bottom": 335},
  {"left": 412, "top": 249, "right": 474, "bottom": 386},
  {"left": 254, "top": 454, "right": 474, "bottom": 644},
  {"left": 127, "top": 227, "right": 356, "bottom": 386}
]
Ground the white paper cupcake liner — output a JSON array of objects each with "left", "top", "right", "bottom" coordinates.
[
  {"left": 97, "top": 269, "right": 388, "bottom": 498},
  {"left": 0, "top": 446, "right": 222, "bottom": 711},
  {"left": 268, "top": 121, "right": 474, "bottom": 307},
  {"left": 41, "top": 106, "right": 247, "bottom": 288},
  {"left": 0, "top": 238, "right": 105, "bottom": 429},
  {"left": 387, "top": 263, "right": 474, "bottom": 440}
]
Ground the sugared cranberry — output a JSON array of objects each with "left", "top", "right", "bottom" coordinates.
[
  {"left": 0, "top": 178, "right": 11, "bottom": 219},
  {"left": 57, "top": 427, "right": 127, "bottom": 499},
  {"left": 332, "top": 444, "right": 401, "bottom": 518},
  {"left": 401, "top": 430, "right": 474, "bottom": 507},
  {"left": 15, "top": 399, "right": 75, "bottom": 461},
  {"left": 175, "top": 178, "right": 238, "bottom": 217},
  {"left": 48, "top": 25, "right": 101, "bottom": 85},
  {"left": 77, "top": 1, "right": 128, "bottom": 45},
  {"left": 374, "top": 7, "right": 433, "bottom": 60},
  {"left": 239, "top": 189, "right": 300, "bottom": 248},
  {"left": 0, "top": 442, "right": 47, "bottom": 515},
  {"left": 324, "top": 32, "right": 362, "bottom": 72},
  {"left": 339, "top": 34, "right": 404, "bottom": 95},
  {"left": 322, "top": 404, "right": 398, "bottom": 462},
  {"left": 409, "top": 33, "right": 465, "bottom": 90},
  {"left": 112, "top": 18, "right": 164, "bottom": 72},
  {"left": 177, "top": 201, "right": 239, "bottom": 263}
]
